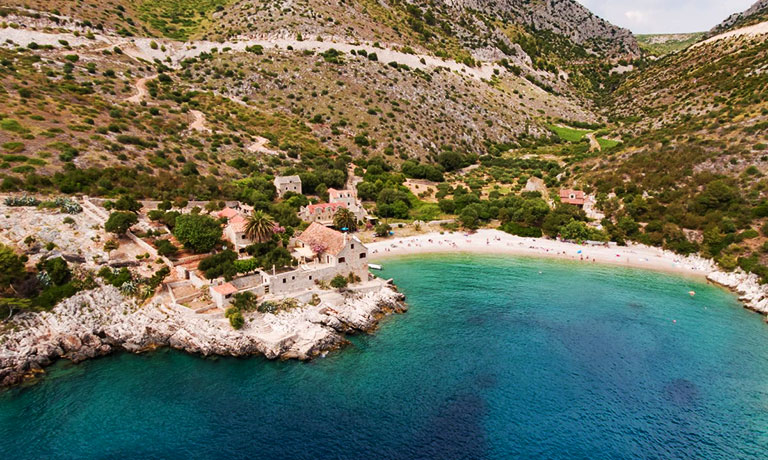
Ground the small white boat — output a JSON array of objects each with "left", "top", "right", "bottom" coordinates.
[{"left": 368, "top": 263, "right": 383, "bottom": 270}]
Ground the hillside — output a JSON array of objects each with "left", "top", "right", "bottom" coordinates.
[
  {"left": 576, "top": 30, "right": 768, "bottom": 273},
  {"left": 636, "top": 33, "right": 703, "bottom": 56},
  {"left": 3, "top": 0, "right": 768, "bottom": 280},
  {"left": 709, "top": 0, "right": 768, "bottom": 36}
]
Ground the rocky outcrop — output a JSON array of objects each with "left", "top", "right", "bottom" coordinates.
[
  {"left": 707, "top": 270, "right": 768, "bottom": 316},
  {"left": 443, "top": 0, "right": 640, "bottom": 57},
  {"left": 0, "top": 286, "right": 406, "bottom": 387},
  {"left": 708, "top": 0, "right": 768, "bottom": 36}
]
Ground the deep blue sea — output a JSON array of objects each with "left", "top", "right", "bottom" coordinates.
[{"left": 2, "top": 254, "right": 768, "bottom": 459}]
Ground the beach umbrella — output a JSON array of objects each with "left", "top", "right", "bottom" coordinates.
[{"left": 577, "top": 250, "right": 582, "bottom": 254}]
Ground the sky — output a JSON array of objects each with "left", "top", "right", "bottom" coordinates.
[{"left": 578, "top": 0, "right": 757, "bottom": 34}]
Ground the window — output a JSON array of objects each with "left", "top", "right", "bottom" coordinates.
[
  {"left": 338, "top": 257, "right": 346, "bottom": 263},
  {"left": 282, "top": 279, "right": 286, "bottom": 283},
  {"left": 360, "top": 253, "right": 366, "bottom": 259},
  {"left": 351, "top": 244, "right": 355, "bottom": 249},
  {"left": 309, "top": 276, "right": 313, "bottom": 280}
]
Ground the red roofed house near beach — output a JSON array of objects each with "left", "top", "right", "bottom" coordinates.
[
  {"left": 298, "top": 202, "right": 347, "bottom": 226},
  {"left": 560, "top": 189, "right": 586, "bottom": 207}
]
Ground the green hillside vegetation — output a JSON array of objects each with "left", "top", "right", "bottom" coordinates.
[{"left": 636, "top": 33, "right": 704, "bottom": 56}]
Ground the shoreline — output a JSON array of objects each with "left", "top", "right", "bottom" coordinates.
[
  {"left": 0, "top": 285, "right": 407, "bottom": 388},
  {"left": 367, "top": 229, "right": 768, "bottom": 317},
  {"left": 367, "top": 229, "right": 714, "bottom": 279}
]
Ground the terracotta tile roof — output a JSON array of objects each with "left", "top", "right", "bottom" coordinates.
[
  {"left": 217, "top": 207, "right": 239, "bottom": 219},
  {"left": 297, "top": 222, "right": 346, "bottom": 256},
  {"left": 213, "top": 282, "right": 237, "bottom": 296},
  {"left": 560, "top": 189, "right": 585, "bottom": 205},
  {"left": 229, "top": 214, "right": 248, "bottom": 233}
]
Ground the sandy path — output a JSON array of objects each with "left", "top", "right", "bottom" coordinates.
[
  {"left": 189, "top": 110, "right": 211, "bottom": 132},
  {"left": 367, "top": 229, "right": 715, "bottom": 278},
  {"left": 0, "top": 28, "right": 501, "bottom": 81},
  {"left": 125, "top": 75, "right": 155, "bottom": 103},
  {"left": 587, "top": 133, "right": 601, "bottom": 152},
  {"left": 246, "top": 136, "right": 279, "bottom": 155},
  {"left": 697, "top": 20, "right": 768, "bottom": 47}
]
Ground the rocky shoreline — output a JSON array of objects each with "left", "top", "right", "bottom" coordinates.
[
  {"left": 707, "top": 270, "right": 768, "bottom": 317},
  {"left": 0, "top": 286, "right": 406, "bottom": 388}
]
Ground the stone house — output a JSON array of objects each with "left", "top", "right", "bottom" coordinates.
[
  {"left": 224, "top": 214, "right": 253, "bottom": 253},
  {"left": 298, "top": 202, "right": 346, "bottom": 226},
  {"left": 327, "top": 188, "right": 368, "bottom": 223},
  {"left": 560, "top": 189, "right": 586, "bottom": 207},
  {"left": 274, "top": 175, "right": 302, "bottom": 198},
  {"left": 209, "top": 223, "right": 370, "bottom": 307}
]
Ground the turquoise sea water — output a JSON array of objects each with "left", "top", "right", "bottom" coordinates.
[{"left": 2, "top": 254, "right": 768, "bottom": 459}]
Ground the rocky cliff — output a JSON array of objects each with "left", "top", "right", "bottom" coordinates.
[
  {"left": 444, "top": 0, "right": 640, "bottom": 56},
  {"left": 0, "top": 286, "right": 407, "bottom": 387}
]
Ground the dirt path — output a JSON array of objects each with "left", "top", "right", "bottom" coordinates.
[
  {"left": 697, "top": 20, "right": 768, "bottom": 47},
  {"left": 587, "top": 133, "right": 601, "bottom": 152},
  {"left": 246, "top": 136, "right": 279, "bottom": 155},
  {"left": 189, "top": 110, "right": 210, "bottom": 132},
  {"left": 126, "top": 75, "right": 155, "bottom": 103},
  {"left": 0, "top": 29, "right": 501, "bottom": 82}
]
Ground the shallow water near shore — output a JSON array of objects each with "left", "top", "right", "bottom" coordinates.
[{"left": 2, "top": 254, "right": 768, "bottom": 459}]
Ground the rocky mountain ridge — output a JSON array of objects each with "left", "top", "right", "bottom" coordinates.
[{"left": 709, "top": 0, "right": 768, "bottom": 36}]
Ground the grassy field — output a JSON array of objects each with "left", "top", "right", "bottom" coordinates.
[
  {"left": 138, "top": 0, "right": 230, "bottom": 40},
  {"left": 636, "top": 33, "right": 704, "bottom": 56},
  {"left": 546, "top": 124, "right": 591, "bottom": 142},
  {"left": 596, "top": 138, "right": 620, "bottom": 150}
]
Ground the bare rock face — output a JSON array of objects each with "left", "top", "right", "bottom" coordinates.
[
  {"left": 0, "top": 286, "right": 406, "bottom": 387},
  {"left": 440, "top": 0, "right": 640, "bottom": 57}
]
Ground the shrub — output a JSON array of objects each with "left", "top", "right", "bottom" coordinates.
[
  {"left": 374, "top": 223, "right": 392, "bottom": 237},
  {"left": 105, "top": 211, "right": 138, "bottom": 235},
  {"left": 155, "top": 239, "right": 178, "bottom": 257},
  {"left": 229, "top": 310, "right": 245, "bottom": 329},
  {"left": 330, "top": 275, "right": 348, "bottom": 289}
]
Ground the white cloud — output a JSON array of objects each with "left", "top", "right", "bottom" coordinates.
[
  {"left": 624, "top": 10, "right": 648, "bottom": 24},
  {"left": 578, "top": 0, "right": 757, "bottom": 34}
]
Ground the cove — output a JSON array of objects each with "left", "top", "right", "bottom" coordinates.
[{"left": 1, "top": 254, "right": 767, "bottom": 459}]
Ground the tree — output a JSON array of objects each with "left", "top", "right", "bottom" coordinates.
[
  {"left": 113, "top": 195, "right": 142, "bottom": 213},
  {"left": 374, "top": 223, "right": 392, "bottom": 237},
  {"left": 173, "top": 197, "right": 189, "bottom": 209},
  {"left": 437, "top": 150, "right": 464, "bottom": 171},
  {"left": 198, "top": 250, "right": 237, "bottom": 280},
  {"left": 244, "top": 210, "right": 275, "bottom": 243},
  {"left": 173, "top": 214, "right": 222, "bottom": 253},
  {"left": 42, "top": 257, "right": 71, "bottom": 286},
  {"left": 105, "top": 211, "right": 138, "bottom": 235},
  {"left": 333, "top": 207, "right": 357, "bottom": 231},
  {"left": 155, "top": 239, "right": 178, "bottom": 257},
  {"left": 560, "top": 219, "right": 590, "bottom": 242},
  {"left": 0, "top": 244, "right": 25, "bottom": 291},
  {"left": 330, "top": 275, "right": 348, "bottom": 289}
]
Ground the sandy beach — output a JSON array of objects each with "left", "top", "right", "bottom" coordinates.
[{"left": 367, "top": 229, "right": 715, "bottom": 278}]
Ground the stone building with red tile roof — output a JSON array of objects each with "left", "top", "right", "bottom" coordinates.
[{"left": 560, "top": 189, "right": 586, "bottom": 207}]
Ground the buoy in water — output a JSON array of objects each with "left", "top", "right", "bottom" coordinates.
[{"left": 689, "top": 291, "right": 696, "bottom": 297}]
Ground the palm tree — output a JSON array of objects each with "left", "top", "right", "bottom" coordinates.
[
  {"left": 333, "top": 208, "right": 357, "bottom": 232},
  {"left": 244, "top": 210, "right": 276, "bottom": 243}
]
